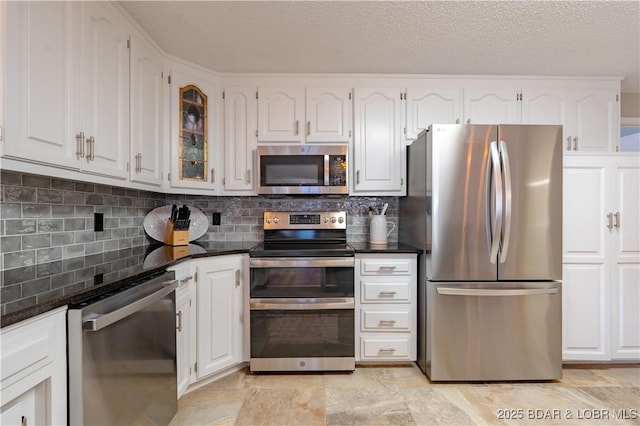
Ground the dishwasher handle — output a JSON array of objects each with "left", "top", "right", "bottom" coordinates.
[
  {"left": 83, "top": 281, "right": 178, "bottom": 331},
  {"left": 436, "top": 287, "right": 558, "bottom": 297}
]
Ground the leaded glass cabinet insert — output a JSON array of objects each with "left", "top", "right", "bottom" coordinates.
[{"left": 179, "top": 85, "right": 208, "bottom": 181}]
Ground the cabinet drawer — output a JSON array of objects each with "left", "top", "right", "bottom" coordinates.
[
  {"left": 361, "top": 309, "right": 410, "bottom": 331},
  {"left": 1, "top": 315, "right": 57, "bottom": 385},
  {"left": 360, "top": 336, "right": 410, "bottom": 359},
  {"left": 360, "top": 259, "right": 411, "bottom": 275},
  {"left": 361, "top": 280, "right": 410, "bottom": 302}
]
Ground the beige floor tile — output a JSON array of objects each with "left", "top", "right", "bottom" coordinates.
[
  {"left": 325, "top": 387, "right": 415, "bottom": 425},
  {"left": 235, "top": 387, "right": 325, "bottom": 426},
  {"left": 168, "top": 364, "right": 640, "bottom": 426}
]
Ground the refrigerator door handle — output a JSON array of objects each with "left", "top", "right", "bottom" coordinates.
[
  {"left": 499, "top": 140, "right": 512, "bottom": 264},
  {"left": 436, "top": 287, "right": 558, "bottom": 296},
  {"left": 487, "top": 141, "right": 503, "bottom": 264}
]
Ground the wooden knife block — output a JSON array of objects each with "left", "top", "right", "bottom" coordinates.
[{"left": 164, "top": 221, "right": 189, "bottom": 246}]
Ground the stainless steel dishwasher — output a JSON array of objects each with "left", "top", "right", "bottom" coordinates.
[{"left": 67, "top": 270, "right": 178, "bottom": 425}]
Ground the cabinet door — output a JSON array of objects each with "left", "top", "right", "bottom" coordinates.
[
  {"left": 80, "top": 2, "right": 129, "bottom": 179},
  {"left": 305, "top": 88, "right": 351, "bottom": 143},
  {"left": 352, "top": 88, "right": 404, "bottom": 195},
  {"left": 405, "top": 88, "right": 462, "bottom": 140},
  {"left": 130, "top": 33, "right": 163, "bottom": 187},
  {"left": 4, "top": 1, "right": 80, "bottom": 169},
  {"left": 521, "top": 89, "right": 568, "bottom": 125},
  {"left": 562, "top": 263, "right": 611, "bottom": 360},
  {"left": 570, "top": 89, "right": 619, "bottom": 152},
  {"left": 610, "top": 159, "right": 640, "bottom": 360},
  {"left": 563, "top": 157, "right": 610, "bottom": 263},
  {"left": 0, "top": 384, "right": 45, "bottom": 426},
  {"left": 257, "top": 87, "right": 304, "bottom": 142},
  {"left": 223, "top": 87, "right": 257, "bottom": 193},
  {"left": 168, "top": 64, "right": 219, "bottom": 191},
  {"left": 463, "top": 89, "right": 520, "bottom": 124},
  {"left": 176, "top": 282, "right": 192, "bottom": 397},
  {"left": 611, "top": 264, "right": 640, "bottom": 359},
  {"left": 196, "top": 256, "right": 243, "bottom": 378}
]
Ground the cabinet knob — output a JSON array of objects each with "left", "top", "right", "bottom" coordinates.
[
  {"left": 614, "top": 212, "right": 620, "bottom": 228},
  {"left": 295, "top": 120, "right": 299, "bottom": 135},
  {"left": 573, "top": 136, "right": 578, "bottom": 151},
  {"left": 307, "top": 121, "right": 310, "bottom": 136},
  {"left": 566, "top": 136, "right": 572, "bottom": 151},
  {"left": 607, "top": 212, "right": 613, "bottom": 229}
]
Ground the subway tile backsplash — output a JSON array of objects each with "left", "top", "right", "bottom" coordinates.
[{"left": 1, "top": 171, "right": 398, "bottom": 314}]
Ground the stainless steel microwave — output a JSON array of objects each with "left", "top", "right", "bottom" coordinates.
[{"left": 256, "top": 145, "right": 348, "bottom": 195}]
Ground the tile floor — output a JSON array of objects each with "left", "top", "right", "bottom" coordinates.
[{"left": 169, "top": 364, "right": 640, "bottom": 425}]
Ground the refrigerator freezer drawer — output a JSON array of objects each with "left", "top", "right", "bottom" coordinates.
[{"left": 427, "top": 281, "right": 562, "bottom": 381}]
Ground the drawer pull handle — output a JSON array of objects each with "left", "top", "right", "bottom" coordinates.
[
  {"left": 379, "top": 320, "right": 397, "bottom": 325},
  {"left": 379, "top": 266, "right": 397, "bottom": 271},
  {"left": 379, "top": 348, "right": 396, "bottom": 352},
  {"left": 378, "top": 291, "right": 397, "bottom": 296}
]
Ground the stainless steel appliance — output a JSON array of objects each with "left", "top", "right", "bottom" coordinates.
[
  {"left": 67, "top": 271, "right": 178, "bottom": 425},
  {"left": 399, "top": 124, "right": 563, "bottom": 381},
  {"left": 256, "top": 145, "right": 348, "bottom": 195},
  {"left": 249, "top": 211, "right": 355, "bottom": 372}
]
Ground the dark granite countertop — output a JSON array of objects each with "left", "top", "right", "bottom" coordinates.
[
  {"left": 1, "top": 241, "right": 258, "bottom": 328},
  {"left": 1, "top": 240, "right": 421, "bottom": 328}
]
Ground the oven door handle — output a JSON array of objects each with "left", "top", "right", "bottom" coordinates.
[
  {"left": 250, "top": 297, "right": 355, "bottom": 310},
  {"left": 82, "top": 281, "right": 178, "bottom": 331},
  {"left": 250, "top": 257, "right": 354, "bottom": 268}
]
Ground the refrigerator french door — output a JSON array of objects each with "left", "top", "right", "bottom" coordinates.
[{"left": 400, "top": 124, "right": 563, "bottom": 381}]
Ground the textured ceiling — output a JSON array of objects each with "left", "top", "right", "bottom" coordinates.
[{"left": 119, "top": 1, "right": 640, "bottom": 92}]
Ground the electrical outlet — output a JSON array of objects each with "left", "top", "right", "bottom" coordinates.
[
  {"left": 212, "top": 212, "right": 221, "bottom": 226},
  {"left": 94, "top": 212, "right": 104, "bottom": 232}
]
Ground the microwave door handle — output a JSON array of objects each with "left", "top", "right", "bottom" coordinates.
[{"left": 324, "top": 154, "right": 330, "bottom": 186}]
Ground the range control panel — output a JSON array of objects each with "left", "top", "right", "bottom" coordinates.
[{"left": 263, "top": 211, "right": 347, "bottom": 230}]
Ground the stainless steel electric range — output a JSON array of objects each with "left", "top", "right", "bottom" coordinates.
[{"left": 249, "top": 211, "right": 355, "bottom": 372}]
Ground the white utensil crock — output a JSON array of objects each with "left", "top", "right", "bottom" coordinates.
[{"left": 369, "top": 215, "right": 395, "bottom": 245}]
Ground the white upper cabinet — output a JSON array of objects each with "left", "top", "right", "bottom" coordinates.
[
  {"left": 129, "top": 32, "right": 164, "bottom": 187},
  {"left": 305, "top": 88, "right": 352, "bottom": 143},
  {"left": 167, "top": 60, "right": 220, "bottom": 192},
  {"left": 404, "top": 88, "right": 463, "bottom": 140},
  {"left": 257, "top": 87, "right": 352, "bottom": 144},
  {"left": 257, "top": 87, "right": 305, "bottom": 142},
  {"left": 352, "top": 87, "right": 405, "bottom": 195},
  {"left": 79, "top": 2, "right": 130, "bottom": 179},
  {"left": 4, "top": 1, "right": 130, "bottom": 180},
  {"left": 567, "top": 89, "right": 619, "bottom": 152},
  {"left": 463, "top": 88, "right": 521, "bottom": 124},
  {"left": 521, "top": 89, "right": 569, "bottom": 125},
  {"left": 223, "top": 86, "right": 257, "bottom": 193},
  {"left": 5, "top": 1, "right": 79, "bottom": 169}
]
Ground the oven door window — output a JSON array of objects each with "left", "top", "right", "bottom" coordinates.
[
  {"left": 260, "top": 155, "right": 324, "bottom": 186},
  {"left": 250, "top": 266, "right": 354, "bottom": 298},
  {"left": 250, "top": 309, "right": 354, "bottom": 358}
]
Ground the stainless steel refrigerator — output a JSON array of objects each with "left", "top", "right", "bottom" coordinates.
[{"left": 399, "top": 124, "right": 563, "bottom": 381}]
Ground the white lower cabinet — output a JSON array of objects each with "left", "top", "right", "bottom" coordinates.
[
  {"left": 563, "top": 154, "right": 640, "bottom": 361},
  {"left": 195, "top": 255, "right": 246, "bottom": 379},
  {"left": 355, "top": 253, "right": 417, "bottom": 361},
  {"left": 0, "top": 307, "right": 67, "bottom": 425}
]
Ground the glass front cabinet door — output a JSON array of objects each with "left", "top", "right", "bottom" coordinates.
[
  {"left": 180, "top": 85, "right": 208, "bottom": 181},
  {"left": 168, "top": 63, "right": 220, "bottom": 192}
]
